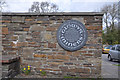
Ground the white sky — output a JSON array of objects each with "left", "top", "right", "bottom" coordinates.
[{"left": 3, "top": 0, "right": 119, "bottom": 12}]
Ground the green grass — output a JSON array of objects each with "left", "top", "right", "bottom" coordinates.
[
  {"left": 113, "top": 64, "right": 120, "bottom": 66},
  {"left": 63, "top": 76, "right": 104, "bottom": 80},
  {"left": 64, "top": 76, "right": 79, "bottom": 78}
]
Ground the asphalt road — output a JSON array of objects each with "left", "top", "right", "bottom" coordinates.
[{"left": 101, "top": 54, "right": 120, "bottom": 78}]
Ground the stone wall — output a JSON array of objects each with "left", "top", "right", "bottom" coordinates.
[{"left": 1, "top": 12, "right": 103, "bottom": 78}]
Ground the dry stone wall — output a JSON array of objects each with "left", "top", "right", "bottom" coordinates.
[{"left": 1, "top": 12, "right": 103, "bottom": 78}]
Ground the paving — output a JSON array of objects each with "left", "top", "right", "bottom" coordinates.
[{"left": 101, "top": 54, "right": 120, "bottom": 78}]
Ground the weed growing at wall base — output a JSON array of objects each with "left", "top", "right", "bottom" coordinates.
[{"left": 21, "top": 66, "right": 31, "bottom": 75}]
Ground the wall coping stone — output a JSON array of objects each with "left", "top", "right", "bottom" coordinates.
[
  {"left": 1, "top": 12, "right": 104, "bottom": 16},
  {"left": 1, "top": 55, "right": 20, "bottom": 64}
]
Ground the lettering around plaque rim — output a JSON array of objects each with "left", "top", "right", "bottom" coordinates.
[{"left": 57, "top": 20, "right": 88, "bottom": 51}]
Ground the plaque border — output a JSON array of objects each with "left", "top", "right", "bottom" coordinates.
[{"left": 57, "top": 20, "right": 88, "bottom": 51}]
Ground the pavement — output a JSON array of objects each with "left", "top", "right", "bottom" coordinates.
[{"left": 101, "top": 54, "right": 120, "bottom": 78}]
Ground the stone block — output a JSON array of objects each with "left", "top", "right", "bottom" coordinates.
[
  {"left": 0, "top": 24, "right": 7, "bottom": 27},
  {"left": 25, "top": 19, "right": 33, "bottom": 21},
  {"left": 79, "top": 51, "right": 87, "bottom": 53},
  {"left": 24, "top": 28, "right": 29, "bottom": 31},
  {"left": 34, "top": 54, "right": 47, "bottom": 58},
  {"left": 54, "top": 55, "right": 70, "bottom": 60},
  {"left": 72, "top": 17, "right": 85, "bottom": 24},
  {"left": 11, "top": 36, "right": 18, "bottom": 41},
  {"left": 15, "top": 31, "right": 27, "bottom": 35},
  {"left": 18, "top": 34, "right": 26, "bottom": 42},
  {"left": 36, "top": 21, "right": 50, "bottom": 24},
  {"left": 75, "top": 68, "right": 90, "bottom": 73},
  {"left": 64, "top": 62, "right": 73, "bottom": 65},
  {"left": 10, "top": 42, "right": 16, "bottom": 47},
  {"left": 44, "top": 33, "right": 52, "bottom": 41},
  {"left": 66, "top": 51, "right": 73, "bottom": 56},
  {"left": 0, "top": 20, "right": 11, "bottom": 23},
  {"left": 8, "top": 52, "right": 16, "bottom": 55},
  {"left": 2, "top": 27, "right": 8, "bottom": 35},
  {"left": 48, "top": 62, "right": 63, "bottom": 66},
  {"left": 28, "top": 42, "right": 36, "bottom": 44},
  {"left": 17, "top": 42, "right": 28, "bottom": 47},
  {"left": 72, "top": 51, "right": 80, "bottom": 57},
  {"left": 30, "top": 25, "right": 44, "bottom": 31},
  {"left": 59, "top": 66, "right": 68, "bottom": 70},
  {"left": 94, "top": 50, "right": 102, "bottom": 58},
  {"left": 23, "top": 47, "right": 34, "bottom": 58},
  {"left": 3, "top": 47, "right": 18, "bottom": 51},
  {"left": 48, "top": 43, "right": 56, "bottom": 48},
  {"left": 48, "top": 55, "right": 54, "bottom": 59},
  {"left": 46, "top": 27, "right": 56, "bottom": 31},
  {"left": 83, "top": 63, "right": 93, "bottom": 67},
  {"left": 23, "top": 61, "right": 42, "bottom": 67},
  {"left": 82, "top": 54, "right": 93, "bottom": 57},
  {"left": 86, "top": 26, "right": 102, "bottom": 30},
  {"left": 12, "top": 16, "right": 25, "bottom": 23}
]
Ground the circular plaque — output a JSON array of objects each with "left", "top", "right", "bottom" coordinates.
[{"left": 57, "top": 20, "right": 88, "bottom": 51}]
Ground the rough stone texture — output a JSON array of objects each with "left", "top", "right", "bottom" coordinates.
[
  {"left": 1, "top": 12, "right": 103, "bottom": 78},
  {"left": 2, "top": 55, "right": 20, "bottom": 78},
  {"left": 2, "top": 27, "right": 8, "bottom": 34}
]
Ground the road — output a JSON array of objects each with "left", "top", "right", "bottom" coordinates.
[{"left": 101, "top": 54, "right": 120, "bottom": 78}]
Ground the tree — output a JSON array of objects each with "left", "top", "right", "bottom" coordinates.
[
  {"left": 101, "top": 3, "right": 118, "bottom": 31},
  {"left": 118, "top": 1, "right": 120, "bottom": 29},
  {"left": 29, "top": 1, "right": 58, "bottom": 13},
  {"left": 118, "top": 1, "right": 120, "bottom": 44},
  {"left": 101, "top": 3, "right": 119, "bottom": 45},
  {"left": 0, "top": 0, "right": 7, "bottom": 12}
]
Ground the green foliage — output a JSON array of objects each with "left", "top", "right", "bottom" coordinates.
[
  {"left": 102, "top": 28, "right": 119, "bottom": 45},
  {"left": 64, "top": 76, "right": 79, "bottom": 78},
  {"left": 21, "top": 66, "right": 31, "bottom": 75},
  {"left": 41, "top": 71, "right": 46, "bottom": 76},
  {"left": 63, "top": 76, "right": 103, "bottom": 80},
  {"left": 101, "top": 3, "right": 119, "bottom": 45},
  {"left": 39, "top": 69, "right": 46, "bottom": 76},
  {"left": 113, "top": 64, "right": 120, "bottom": 66}
]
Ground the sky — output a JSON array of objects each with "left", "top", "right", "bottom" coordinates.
[{"left": 3, "top": 0, "right": 119, "bottom": 12}]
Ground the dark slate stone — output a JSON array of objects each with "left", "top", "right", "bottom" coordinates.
[{"left": 57, "top": 20, "right": 88, "bottom": 51}]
